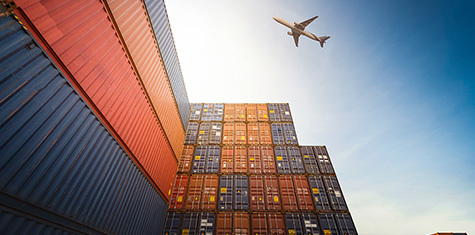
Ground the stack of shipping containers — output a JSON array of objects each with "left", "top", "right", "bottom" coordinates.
[
  {"left": 0, "top": 0, "right": 188, "bottom": 233},
  {"left": 165, "top": 103, "right": 358, "bottom": 235}
]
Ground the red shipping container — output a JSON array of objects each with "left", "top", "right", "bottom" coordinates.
[
  {"left": 257, "top": 104, "right": 269, "bottom": 122},
  {"left": 247, "top": 123, "right": 260, "bottom": 145},
  {"left": 234, "top": 212, "right": 250, "bottom": 235},
  {"left": 235, "top": 123, "right": 247, "bottom": 145},
  {"left": 293, "top": 176, "right": 314, "bottom": 211},
  {"left": 264, "top": 176, "right": 282, "bottom": 211},
  {"left": 258, "top": 123, "right": 272, "bottom": 144},
  {"left": 224, "top": 104, "right": 235, "bottom": 122},
  {"left": 221, "top": 146, "right": 234, "bottom": 173},
  {"left": 185, "top": 175, "right": 202, "bottom": 210},
  {"left": 106, "top": 0, "right": 185, "bottom": 156},
  {"left": 223, "top": 123, "right": 234, "bottom": 144},
  {"left": 217, "top": 213, "right": 233, "bottom": 235},
  {"left": 247, "top": 104, "right": 258, "bottom": 122},
  {"left": 202, "top": 175, "right": 219, "bottom": 210},
  {"left": 248, "top": 146, "right": 276, "bottom": 174},
  {"left": 267, "top": 213, "right": 285, "bottom": 235},
  {"left": 178, "top": 146, "right": 194, "bottom": 173},
  {"left": 235, "top": 104, "right": 246, "bottom": 122},
  {"left": 15, "top": 0, "right": 177, "bottom": 200},
  {"left": 234, "top": 146, "right": 248, "bottom": 173},
  {"left": 278, "top": 176, "right": 298, "bottom": 211},
  {"left": 249, "top": 176, "right": 266, "bottom": 211},
  {"left": 251, "top": 213, "right": 268, "bottom": 235},
  {"left": 221, "top": 146, "right": 247, "bottom": 173},
  {"left": 169, "top": 174, "right": 188, "bottom": 210}
]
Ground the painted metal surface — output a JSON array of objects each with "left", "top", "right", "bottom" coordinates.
[
  {"left": 201, "top": 103, "right": 224, "bottom": 121},
  {"left": 249, "top": 176, "right": 266, "bottom": 211},
  {"left": 221, "top": 146, "right": 247, "bottom": 174},
  {"left": 318, "top": 213, "right": 339, "bottom": 235},
  {"left": 285, "top": 213, "right": 303, "bottom": 235},
  {"left": 185, "top": 175, "right": 218, "bottom": 211},
  {"left": 271, "top": 123, "right": 285, "bottom": 145},
  {"left": 278, "top": 103, "right": 293, "bottom": 122},
  {"left": 185, "top": 175, "right": 204, "bottom": 211},
  {"left": 178, "top": 145, "right": 194, "bottom": 173},
  {"left": 0, "top": 206, "right": 74, "bottom": 234},
  {"left": 323, "top": 176, "right": 348, "bottom": 211},
  {"left": 224, "top": 103, "right": 235, "bottom": 122},
  {"left": 251, "top": 213, "right": 268, "bottom": 235},
  {"left": 283, "top": 123, "right": 298, "bottom": 145},
  {"left": 169, "top": 174, "right": 189, "bottom": 210},
  {"left": 234, "top": 212, "right": 250, "bottom": 235},
  {"left": 182, "top": 212, "right": 201, "bottom": 235},
  {"left": 307, "top": 176, "right": 331, "bottom": 210},
  {"left": 278, "top": 176, "right": 298, "bottom": 211},
  {"left": 15, "top": 0, "right": 178, "bottom": 197},
  {"left": 197, "top": 122, "right": 222, "bottom": 145},
  {"left": 314, "top": 146, "right": 335, "bottom": 174},
  {"left": 268, "top": 213, "right": 286, "bottom": 235},
  {"left": 163, "top": 212, "right": 182, "bottom": 235},
  {"left": 216, "top": 212, "right": 232, "bottom": 235},
  {"left": 301, "top": 213, "right": 320, "bottom": 235},
  {"left": 106, "top": 0, "right": 185, "bottom": 156},
  {"left": 268, "top": 104, "right": 281, "bottom": 122},
  {"left": 264, "top": 176, "right": 282, "bottom": 211},
  {"left": 199, "top": 212, "right": 216, "bottom": 235},
  {"left": 248, "top": 146, "right": 277, "bottom": 174},
  {"left": 189, "top": 103, "right": 202, "bottom": 121},
  {"left": 143, "top": 0, "right": 190, "bottom": 127},
  {"left": 247, "top": 104, "right": 258, "bottom": 122},
  {"left": 275, "top": 147, "right": 292, "bottom": 174},
  {"left": 288, "top": 147, "right": 305, "bottom": 174},
  {"left": 234, "top": 175, "right": 249, "bottom": 210},
  {"left": 334, "top": 213, "right": 358, "bottom": 235},
  {"left": 293, "top": 176, "right": 315, "bottom": 211},
  {"left": 247, "top": 123, "right": 260, "bottom": 145},
  {"left": 185, "top": 122, "right": 199, "bottom": 145},
  {"left": 223, "top": 123, "right": 246, "bottom": 144},
  {"left": 301, "top": 146, "right": 320, "bottom": 174},
  {"left": 218, "top": 176, "right": 233, "bottom": 211},
  {"left": 0, "top": 12, "right": 167, "bottom": 233},
  {"left": 192, "top": 146, "right": 220, "bottom": 174},
  {"left": 258, "top": 123, "right": 272, "bottom": 144},
  {"left": 257, "top": 104, "right": 269, "bottom": 122}
]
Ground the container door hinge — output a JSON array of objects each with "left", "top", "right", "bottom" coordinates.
[{"left": 1, "top": 0, "right": 17, "bottom": 12}]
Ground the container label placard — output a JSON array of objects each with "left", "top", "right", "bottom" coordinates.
[
  {"left": 182, "top": 229, "right": 189, "bottom": 235},
  {"left": 312, "top": 188, "right": 319, "bottom": 194},
  {"left": 276, "top": 156, "right": 282, "bottom": 161},
  {"left": 195, "top": 156, "right": 201, "bottom": 160},
  {"left": 274, "top": 196, "right": 279, "bottom": 202},
  {"left": 210, "top": 196, "right": 215, "bottom": 202},
  {"left": 288, "top": 229, "right": 295, "bottom": 235},
  {"left": 324, "top": 229, "right": 331, "bottom": 235},
  {"left": 221, "top": 188, "right": 227, "bottom": 193},
  {"left": 304, "top": 155, "right": 309, "bottom": 158},
  {"left": 270, "top": 110, "right": 274, "bottom": 113},
  {"left": 177, "top": 196, "right": 183, "bottom": 202}
]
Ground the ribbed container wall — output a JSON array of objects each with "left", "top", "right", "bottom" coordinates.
[
  {"left": 0, "top": 11, "right": 167, "bottom": 234},
  {"left": 166, "top": 103, "right": 358, "bottom": 235},
  {"left": 142, "top": 0, "right": 190, "bottom": 127},
  {"left": 14, "top": 0, "right": 178, "bottom": 199},
  {"left": 105, "top": 0, "right": 186, "bottom": 156}
]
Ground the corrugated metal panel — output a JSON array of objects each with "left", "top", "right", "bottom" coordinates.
[
  {"left": 178, "top": 145, "right": 194, "bottom": 173},
  {"left": 271, "top": 123, "right": 285, "bottom": 145},
  {"left": 216, "top": 212, "right": 232, "bottom": 235},
  {"left": 185, "top": 175, "right": 218, "bottom": 211},
  {"left": 275, "top": 146, "right": 291, "bottom": 174},
  {"left": 278, "top": 103, "right": 293, "bottom": 122},
  {"left": 169, "top": 174, "right": 188, "bottom": 210},
  {"left": 250, "top": 176, "right": 266, "bottom": 211},
  {"left": 308, "top": 176, "right": 331, "bottom": 210},
  {"left": 268, "top": 213, "right": 286, "bottom": 235},
  {"left": 301, "top": 146, "right": 319, "bottom": 174},
  {"left": 182, "top": 212, "right": 200, "bottom": 235},
  {"left": 199, "top": 212, "right": 216, "bottom": 235},
  {"left": 0, "top": 12, "right": 167, "bottom": 234},
  {"left": 334, "top": 213, "right": 358, "bottom": 235},
  {"left": 314, "top": 146, "right": 335, "bottom": 174},
  {"left": 189, "top": 103, "right": 202, "bottom": 121},
  {"left": 288, "top": 147, "right": 305, "bottom": 174},
  {"left": 190, "top": 145, "right": 220, "bottom": 174},
  {"left": 268, "top": 104, "right": 281, "bottom": 122},
  {"left": 143, "top": 0, "right": 190, "bottom": 127},
  {"left": 163, "top": 212, "right": 182, "bottom": 235},
  {"left": 224, "top": 103, "right": 235, "bottom": 122},
  {"left": 197, "top": 123, "right": 211, "bottom": 145},
  {"left": 247, "top": 104, "right": 258, "bottom": 122},
  {"left": 201, "top": 103, "right": 223, "bottom": 121},
  {"left": 15, "top": 0, "right": 178, "bottom": 198},
  {"left": 235, "top": 104, "right": 246, "bottom": 122},
  {"left": 197, "top": 122, "right": 222, "bottom": 145},
  {"left": 185, "top": 176, "right": 204, "bottom": 211},
  {"left": 105, "top": 0, "right": 185, "bottom": 156},
  {"left": 247, "top": 123, "right": 259, "bottom": 144},
  {"left": 251, "top": 213, "right": 267, "bottom": 234},
  {"left": 233, "top": 212, "right": 250, "bottom": 235},
  {"left": 301, "top": 213, "right": 320, "bottom": 235},
  {"left": 278, "top": 176, "right": 298, "bottom": 211},
  {"left": 285, "top": 213, "right": 303, "bottom": 235},
  {"left": 234, "top": 175, "right": 249, "bottom": 210},
  {"left": 323, "top": 176, "right": 348, "bottom": 211},
  {"left": 221, "top": 146, "right": 247, "bottom": 174},
  {"left": 258, "top": 123, "right": 272, "bottom": 144},
  {"left": 235, "top": 123, "right": 247, "bottom": 144},
  {"left": 0, "top": 207, "right": 72, "bottom": 234},
  {"left": 264, "top": 176, "right": 282, "bottom": 211},
  {"left": 202, "top": 176, "right": 219, "bottom": 211},
  {"left": 257, "top": 104, "right": 269, "bottom": 122},
  {"left": 283, "top": 123, "right": 298, "bottom": 145},
  {"left": 293, "top": 176, "right": 314, "bottom": 211},
  {"left": 185, "top": 122, "right": 199, "bottom": 145},
  {"left": 218, "top": 176, "right": 233, "bottom": 211},
  {"left": 318, "top": 213, "right": 339, "bottom": 235}
]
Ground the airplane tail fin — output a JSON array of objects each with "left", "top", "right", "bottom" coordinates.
[{"left": 319, "top": 36, "right": 330, "bottom": 48}]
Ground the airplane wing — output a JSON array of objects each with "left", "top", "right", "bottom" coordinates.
[
  {"left": 292, "top": 30, "right": 300, "bottom": 47},
  {"left": 299, "top": 16, "right": 318, "bottom": 29}
]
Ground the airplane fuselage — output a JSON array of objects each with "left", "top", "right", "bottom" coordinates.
[{"left": 273, "top": 17, "right": 318, "bottom": 41}]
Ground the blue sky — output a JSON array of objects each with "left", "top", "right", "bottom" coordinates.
[{"left": 165, "top": 1, "right": 475, "bottom": 234}]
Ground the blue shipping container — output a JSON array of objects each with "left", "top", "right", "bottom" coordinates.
[
  {"left": 218, "top": 176, "right": 233, "bottom": 210},
  {"left": 301, "top": 213, "right": 320, "bottom": 235},
  {"left": 163, "top": 212, "right": 182, "bottom": 235},
  {"left": 268, "top": 103, "right": 281, "bottom": 122},
  {"left": 283, "top": 123, "right": 298, "bottom": 145},
  {"left": 189, "top": 103, "right": 203, "bottom": 121},
  {"left": 307, "top": 176, "right": 331, "bottom": 211},
  {"left": 313, "top": 146, "right": 335, "bottom": 174},
  {"left": 0, "top": 10, "right": 167, "bottom": 234},
  {"left": 278, "top": 103, "right": 293, "bottom": 122},
  {"left": 318, "top": 213, "right": 339, "bottom": 235},
  {"left": 234, "top": 175, "right": 249, "bottom": 210},
  {"left": 334, "top": 213, "right": 358, "bottom": 235},
  {"left": 285, "top": 213, "right": 303, "bottom": 235},
  {"left": 185, "top": 122, "right": 199, "bottom": 145},
  {"left": 275, "top": 146, "right": 291, "bottom": 174},
  {"left": 323, "top": 176, "right": 348, "bottom": 211},
  {"left": 182, "top": 213, "right": 201, "bottom": 235},
  {"left": 271, "top": 123, "right": 285, "bottom": 145},
  {"left": 287, "top": 147, "right": 305, "bottom": 174},
  {"left": 301, "top": 146, "right": 320, "bottom": 174}
]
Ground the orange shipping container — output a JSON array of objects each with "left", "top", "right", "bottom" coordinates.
[
  {"left": 223, "top": 123, "right": 246, "bottom": 144},
  {"left": 221, "top": 146, "right": 247, "bottom": 173},
  {"left": 185, "top": 175, "right": 203, "bottom": 210},
  {"left": 258, "top": 123, "right": 272, "bottom": 144},
  {"left": 251, "top": 213, "right": 285, "bottom": 235},
  {"left": 224, "top": 104, "right": 235, "bottom": 122},
  {"left": 248, "top": 146, "right": 276, "bottom": 174},
  {"left": 234, "top": 213, "right": 250, "bottom": 235},
  {"left": 178, "top": 146, "right": 194, "bottom": 173},
  {"left": 185, "top": 175, "right": 218, "bottom": 211},
  {"left": 247, "top": 123, "right": 260, "bottom": 145},
  {"left": 278, "top": 176, "right": 298, "bottom": 211},
  {"left": 105, "top": 0, "right": 185, "bottom": 157},
  {"left": 293, "top": 176, "right": 314, "bottom": 211},
  {"left": 235, "top": 104, "right": 246, "bottom": 122},
  {"left": 257, "top": 104, "right": 269, "bottom": 122},
  {"left": 217, "top": 213, "right": 233, "bottom": 235},
  {"left": 202, "top": 175, "right": 219, "bottom": 210},
  {"left": 247, "top": 104, "right": 258, "bottom": 122},
  {"left": 264, "top": 176, "right": 282, "bottom": 211},
  {"left": 169, "top": 175, "right": 188, "bottom": 210},
  {"left": 15, "top": 0, "right": 177, "bottom": 200},
  {"left": 250, "top": 176, "right": 266, "bottom": 211}
]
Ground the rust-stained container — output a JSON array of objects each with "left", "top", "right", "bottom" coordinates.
[
  {"left": 185, "top": 175, "right": 218, "bottom": 211},
  {"left": 169, "top": 174, "right": 189, "bottom": 210},
  {"left": 278, "top": 176, "right": 298, "bottom": 211},
  {"left": 258, "top": 104, "right": 269, "bottom": 122},
  {"left": 264, "top": 176, "right": 282, "bottom": 211},
  {"left": 314, "top": 146, "right": 335, "bottom": 174},
  {"left": 258, "top": 123, "right": 272, "bottom": 144},
  {"left": 293, "top": 176, "right": 314, "bottom": 211},
  {"left": 178, "top": 146, "right": 194, "bottom": 173},
  {"left": 105, "top": 0, "right": 185, "bottom": 155},
  {"left": 250, "top": 176, "right": 266, "bottom": 211},
  {"left": 15, "top": 0, "right": 178, "bottom": 200},
  {"left": 248, "top": 146, "right": 276, "bottom": 174},
  {"left": 217, "top": 213, "right": 233, "bottom": 235},
  {"left": 248, "top": 123, "right": 260, "bottom": 145},
  {"left": 234, "top": 212, "right": 250, "bottom": 235},
  {"left": 247, "top": 104, "right": 258, "bottom": 122}
]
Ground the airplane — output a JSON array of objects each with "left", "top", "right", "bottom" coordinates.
[{"left": 273, "top": 16, "right": 330, "bottom": 48}]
